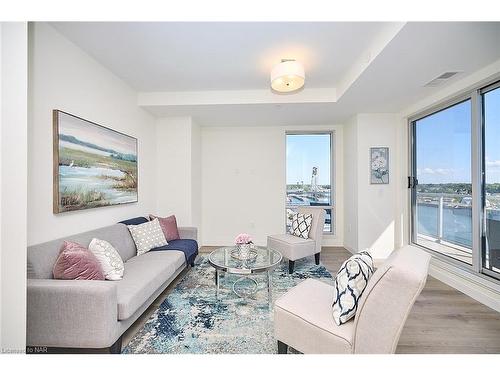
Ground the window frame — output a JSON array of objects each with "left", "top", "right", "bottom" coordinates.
[
  {"left": 408, "top": 77, "right": 500, "bottom": 283},
  {"left": 285, "top": 130, "right": 335, "bottom": 235},
  {"left": 479, "top": 80, "right": 500, "bottom": 279},
  {"left": 409, "top": 95, "right": 475, "bottom": 271}
]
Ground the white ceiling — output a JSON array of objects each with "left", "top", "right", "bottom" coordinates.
[
  {"left": 50, "top": 21, "right": 500, "bottom": 125},
  {"left": 50, "top": 22, "right": 388, "bottom": 91}
]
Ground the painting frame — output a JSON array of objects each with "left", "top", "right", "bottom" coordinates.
[
  {"left": 370, "top": 147, "right": 389, "bottom": 185},
  {"left": 53, "top": 110, "right": 138, "bottom": 214}
]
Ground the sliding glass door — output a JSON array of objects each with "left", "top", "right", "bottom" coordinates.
[
  {"left": 411, "top": 100, "right": 473, "bottom": 265},
  {"left": 482, "top": 83, "right": 500, "bottom": 276},
  {"left": 410, "top": 79, "right": 500, "bottom": 280}
]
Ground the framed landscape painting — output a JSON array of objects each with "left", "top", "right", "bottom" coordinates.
[
  {"left": 53, "top": 110, "right": 138, "bottom": 213},
  {"left": 370, "top": 147, "right": 389, "bottom": 184}
]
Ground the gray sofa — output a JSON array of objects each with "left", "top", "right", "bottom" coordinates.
[{"left": 26, "top": 223, "right": 197, "bottom": 353}]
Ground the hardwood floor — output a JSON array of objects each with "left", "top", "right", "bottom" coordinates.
[{"left": 121, "top": 246, "right": 500, "bottom": 354}]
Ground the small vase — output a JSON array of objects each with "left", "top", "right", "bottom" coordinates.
[{"left": 237, "top": 243, "right": 251, "bottom": 259}]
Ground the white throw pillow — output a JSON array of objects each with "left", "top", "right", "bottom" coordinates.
[
  {"left": 88, "top": 238, "right": 124, "bottom": 281},
  {"left": 127, "top": 218, "right": 168, "bottom": 256},
  {"left": 332, "top": 251, "right": 374, "bottom": 325},
  {"left": 289, "top": 212, "right": 313, "bottom": 239}
]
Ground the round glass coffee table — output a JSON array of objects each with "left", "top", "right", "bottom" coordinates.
[{"left": 208, "top": 246, "right": 282, "bottom": 302}]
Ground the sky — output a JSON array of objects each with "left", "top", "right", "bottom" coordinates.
[
  {"left": 286, "top": 88, "right": 500, "bottom": 186},
  {"left": 286, "top": 133, "right": 331, "bottom": 185},
  {"left": 484, "top": 87, "right": 500, "bottom": 184},
  {"left": 416, "top": 86, "right": 500, "bottom": 184},
  {"left": 59, "top": 111, "right": 137, "bottom": 155}
]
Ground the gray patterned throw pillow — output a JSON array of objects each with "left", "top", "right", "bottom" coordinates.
[
  {"left": 332, "top": 251, "right": 374, "bottom": 325},
  {"left": 289, "top": 212, "right": 313, "bottom": 239},
  {"left": 127, "top": 218, "right": 168, "bottom": 256}
]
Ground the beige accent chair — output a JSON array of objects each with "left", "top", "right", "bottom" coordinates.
[
  {"left": 274, "top": 246, "right": 431, "bottom": 354},
  {"left": 267, "top": 206, "right": 326, "bottom": 274}
]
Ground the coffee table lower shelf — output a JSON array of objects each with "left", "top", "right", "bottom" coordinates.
[
  {"left": 208, "top": 246, "right": 282, "bottom": 304},
  {"left": 214, "top": 269, "right": 273, "bottom": 302}
]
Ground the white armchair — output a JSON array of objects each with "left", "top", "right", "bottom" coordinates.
[
  {"left": 273, "top": 246, "right": 431, "bottom": 354},
  {"left": 267, "top": 206, "right": 326, "bottom": 274}
]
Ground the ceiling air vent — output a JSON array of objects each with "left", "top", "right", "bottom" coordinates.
[{"left": 424, "top": 71, "right": 461, "bottom": 87}]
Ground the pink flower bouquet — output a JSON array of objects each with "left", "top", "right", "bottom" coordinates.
[{"left": 235, "top": 233, "right": 252, "bottom": 245}]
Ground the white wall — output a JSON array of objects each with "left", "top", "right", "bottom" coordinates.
[
  {"left": 356, "top": 114, "right": 401, "bottom": 259},
  {"left": 155, "top": 116, "right": 201, "bottom": 229},
  {"left": 343, "top": 116, "right": 358, "bottom": 251},
  {"left": 0, "top": 22, "right": 28, "bottom": 352},
  {"left": 343, "top": 114, "right": 402, "bottom": 261},
  {"left": 402, "top": 58, "right": 500, "bottom": 119},
  {"left": 28, "top": 23, "right": 157, "bottom": 245},
  {"left": 201, "top": 126, "right": 285, "bottom": 246},
  {"left": 201, "top": 125, "right": 343, "bottom": 247},
  {"left": 191, "top": 119, "right": 202, "bottom": 229}
]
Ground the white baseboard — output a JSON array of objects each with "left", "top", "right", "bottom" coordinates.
[
  {"left": 428, "top": 257, "right": 500, "bottom": 313},
  {"left": 344, "top": 245, "right": 355, "bottom": 254}
]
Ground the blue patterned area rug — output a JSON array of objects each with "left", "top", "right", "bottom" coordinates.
[{"left": 123, "top": 255, "right": 333, "bottom": 354}]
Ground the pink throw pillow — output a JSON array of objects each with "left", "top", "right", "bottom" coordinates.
[
  {"left": 53, "top": 241, "right": 105, "bottom": 280},
  {"left": 149, "top": 214, "right": 180, "bottom": 241}
]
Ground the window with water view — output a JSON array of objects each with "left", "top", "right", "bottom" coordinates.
[
  {"left": 483, "top": 84, "right": 500, "bottom": 276},
  {"left": 413, "top": 100, "right": 472, "bottom": 264},
  {"left": 286, "top": 133, "right": 333, "bottom": 233},
  {"left": 411, "top": 80, "right": 500, "bottom": 279}
]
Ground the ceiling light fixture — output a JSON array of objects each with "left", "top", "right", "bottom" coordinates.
[{"left": 270, "top": 59, "right": 305, "bottom": 93}]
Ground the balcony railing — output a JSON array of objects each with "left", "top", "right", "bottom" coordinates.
[
  {"left": 415, "top": 192, "right": 473, "bottom": 264},
  {"left": 416, "top": 192, "right": 472, "bottom": 246}
]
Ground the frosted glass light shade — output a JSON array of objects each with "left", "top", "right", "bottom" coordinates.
[{"left": 270, "top": 60, "right": 305, "bottom": 93}]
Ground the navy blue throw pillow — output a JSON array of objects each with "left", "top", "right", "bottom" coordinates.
[{"left": 119, "top": 216, "right": 149, "bottom": 226}]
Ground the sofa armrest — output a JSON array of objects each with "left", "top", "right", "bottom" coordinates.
[
  {"left": 27, "top": 279, "right": 118, "bottom": 348},
  {"left": 178, "top": 226, "right": 198, "bottom": 241}
]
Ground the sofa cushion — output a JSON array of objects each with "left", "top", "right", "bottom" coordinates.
[
  {"left": 151, "top": 239, "right": 199, "bottom": 265},
  {"left": 267, "top": 234, "right": 315, "bottom": 261},
  {"left": 274, "top": 278, "right": 354, "bottom": 354},
  {"left": 352, "top": 247, "right": 431, "bottom": 354},
  {"left": 53, "top": 241, "right": 104, "bottom": 281},
  {"left": 116, "top": 251, "right": 185, "bottom": 320}
]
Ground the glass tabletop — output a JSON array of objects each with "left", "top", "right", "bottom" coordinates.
[{"left": 208, "top": 246, "right": 282, "bottom": 274}]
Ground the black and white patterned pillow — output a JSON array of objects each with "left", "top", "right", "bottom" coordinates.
[
  {"left": 289, "top": 212, "right": 313, "bottom": 239},
  {"left": 332, "top": 251, "right": 374, "bottom": 325}
]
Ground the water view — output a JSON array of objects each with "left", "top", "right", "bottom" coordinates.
[
  {"left": 55, "top": 111, "right": 138, "bottom": 213},
  {"left": 417, "top": 204, "right": 472, "bottom": 248},
  {"left": 416, "top": 185, "right": 500, "bottom": 271},
  {"left": 286, "top": 133, "right": 333, "bottom": 232},
  {"left": 286, "top": 188, "right": 332, "bottom": 232},
  {"left": 59, "top": 165, "right": 138, "bottom": 205}
]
